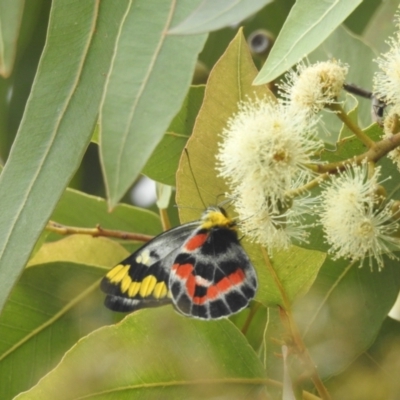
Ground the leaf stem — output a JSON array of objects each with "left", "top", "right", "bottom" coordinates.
[
  {"left": 327, "top": 103, "right": 376, "bottom": 148},
  {"left": 261, "top": 247, "right": 331, "bottom": 400},
  {"left": 159, "top": 207, "right": 171, "bottom": 231},
  {"left": 241, "top": 301, "right": 262, "bottom": 335},
  {"left": 313, "top": 131, "right": 400, "bottom": 174}
]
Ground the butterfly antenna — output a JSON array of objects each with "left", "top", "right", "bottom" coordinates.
[{"left": 184, "top": 148, "right": 206, "bottom": 209}]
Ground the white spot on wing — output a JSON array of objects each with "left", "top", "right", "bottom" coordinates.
[
  {"left": 136, "top": 250, "right": 151, "bottom": 266},
  {"left": 195, "top": 276, "right": 211, "bottom": 287}
]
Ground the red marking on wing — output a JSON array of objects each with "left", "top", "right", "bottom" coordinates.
[
  {"left": 184, "top": 233, "right": 208, "bottom": 252},
  {"left": 172, "top": 263, "right": 197, "bottom": 298},
  {"left": 172, "top": 263, "right": 193, "bottom": 279},
  {"left": 186, "top": 275, "right": 196, "bottom": 298},
  {"left": 192, "top": 268, "right": 246, "bottom": 305}
]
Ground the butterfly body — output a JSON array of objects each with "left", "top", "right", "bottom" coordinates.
[{"left": 101, "top": 206, "right": 257, "bottom": 320}]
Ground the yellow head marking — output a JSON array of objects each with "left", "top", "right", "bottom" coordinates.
[
  {"left": 153, "top": 281, "right": 168, "bottom": 299},
  {"left": 120, "top": 274, "right": 132, "bottom": 293},
  {"left": 139, "top": 275, "right": 157, "bottom": 297},
  {"left": 201, "top": 209, "right": 235, "bottom": 231},
  {"left": 107, "top": 265, "right": 130, "bottom": 283},
  {"left": 128, "top": 281, "right": 141, "bottom": 297}
]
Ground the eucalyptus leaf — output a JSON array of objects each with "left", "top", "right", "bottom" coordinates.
[
  {"left": 15, "top": 308, "right": 267, "bottom": 400},
  {"left": 99, "top": 0, "right": 207, "bottom": 207},
  {"left": 294, "top": 257, "right": 400, "bottom": 378},
  {"left": 0, "top": 0, "right": 129, "bottom": 314},
  {"left": 0, "top": 259, "right": 122, "bottom": 400},
  {"left": 169, "top": 0, "right": 273, "bottom": 35},
  {"left": 254, "top": 0, "right": 362, "bottom": 84}
]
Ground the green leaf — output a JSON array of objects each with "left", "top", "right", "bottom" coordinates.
[
  {"left": 176, "top": 29, "right": 325, "bottom": 308},
  {"left": 0, "top": 258, "right": 124, "bottom": 400},
  {"left": 0, "top": 0, "right": 24, "bottom": 77},
  {"left": 142, "top": 132, "right": 189, "bottom": 185},
  {"left": 0, "top": 1, "right": 131, "bottom": 314},
  {"left": 325, "top": 316, "right": 400, "bottom": 397},
  {"left": 142, "top": 85, "right": 205, "bottom": 185},
  {"left": 99, "top": 0, "right": 207, "bottom": 208},
  {"left": 28, "top": 234, "right": 129, "bottom": 267},
  {"left": 254, "top": 0, "right": 362, "bottom": 84},
  {"left": 254, "top": 246, "right": 326, "bottom": 306},
  {"left": 167, "top": 85, "right": 206, "bottom": 136},
  {"left": 168, "top": 0, "right": 273, "bottom": 35},
  {"left": 293, "top": 257, "right": 400, "bottom": 378},
  {"left": 15, "top": 308, "right": 267, "bottom": 400}
]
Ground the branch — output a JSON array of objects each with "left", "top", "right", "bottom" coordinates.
[{"left": 46, "top": 220, "right": 154, "bottom": 243}]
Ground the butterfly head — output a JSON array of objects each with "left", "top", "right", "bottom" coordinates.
[{"left": 200, "top": 206, "right": 236, "bottom": 231}]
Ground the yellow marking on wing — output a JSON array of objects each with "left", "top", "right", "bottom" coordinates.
[
  {"left": 120, "top": 274, "right": 132, "bottom": 293},
  {"left": 153, "top": 282, "right": 168, "bottom": 299},
  {"left": 135, "top": 254, "right": 142, "bottom": 263},
  {"left": 108, "top": 265, "right": 130, "bottom": 283},
  {"left": 167, "top": 290, "right": 173, "bottom": 298},
  {"left": 139, "top": 275, "right": 157, "bottom": 297},
  {"left": 106, "top": 264, "right": 124, "bottom": 279},
  {"left": 128, "top": 281, "right": 141, "bottom": 297}
]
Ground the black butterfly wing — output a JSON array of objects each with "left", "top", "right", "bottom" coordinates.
[
  {"left": 101, "top": 222, "right": 197, "bottom": 312},
  {"left": 169, "top": 226, "right": 258, "bottom": 320}
]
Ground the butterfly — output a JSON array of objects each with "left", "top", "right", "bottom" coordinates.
[{"left": 100, "top": 206, "right": 257, "bottom": 320}]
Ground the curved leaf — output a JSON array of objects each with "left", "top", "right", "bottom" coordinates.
[
  {"left": 254, "top": 0, "right": 362, "bottom": 84},
  {"left": 16, "top": 308, "right": 267, "bottom": 400},
  {"left": 0, "top": 258, "right": 124, "bottom": 400},
  {"left": 99, "top": 0, "right": 207, "bottom": 208},
  {"left": 168, "top": 0, "right": 273, "bottom": 35},
  {"left": 0, "top": 0, "right": 129, "bottom": 314}
]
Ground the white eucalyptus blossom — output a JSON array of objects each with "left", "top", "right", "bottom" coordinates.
[
  {"left": 217, "top": 96, "right": 320, "bottom": 249},
  {"left": 319, "top": 163, "right": 400, "bottom": 269},
  {"left": 217, "top": 97, "right": 321, "bottom": 205},
  {"left": 374, "top": 14, "right": 400, "bottom": 106},
  {"left": 234, "top": 176, "right": 314, "bottom": 249},
  {"left": 279, "top": 60, "right": 348, "bottom": 117}
]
